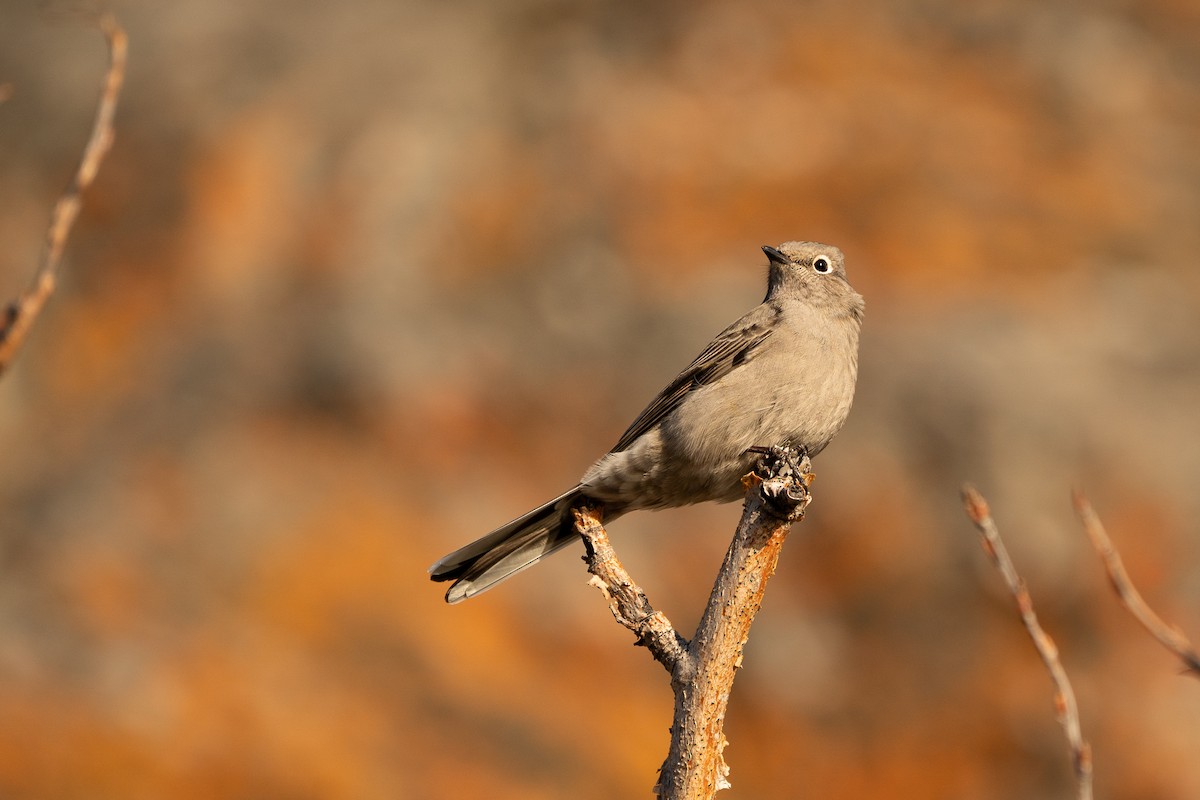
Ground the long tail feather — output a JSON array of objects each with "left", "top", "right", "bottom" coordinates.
[{"left": 429, "top": 486, "right": 588, "bottom": 603}]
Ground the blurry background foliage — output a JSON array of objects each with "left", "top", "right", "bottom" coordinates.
[{"left": 0, "top": 1, "right": 1198, "bottom": 798}]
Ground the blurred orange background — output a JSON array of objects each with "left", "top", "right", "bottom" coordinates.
[{"left": 1, "top": 1, "right": 1199, "bottom": 798}]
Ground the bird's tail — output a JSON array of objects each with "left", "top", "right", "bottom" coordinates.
[{"left": 428, "top": 486, "right": 590, "bottom": 604}]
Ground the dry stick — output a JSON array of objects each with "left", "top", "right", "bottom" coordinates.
[
  {"left": 962, "top": 486, "right": 1093, "bottom": 800},
  {"left": 0, "top": 12, "right": 126, "bottom": 377},
  {"left": 576, "top": 448, "right": 812, "bottom": 800},
  {"left": 1071, "top": 490, "right": 1200, "bottom": 676},
  {"left": 574, "top": 505, "right": 689, "bottom": 673}
]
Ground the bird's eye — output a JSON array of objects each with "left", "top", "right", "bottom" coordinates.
[{"left": 813, "top": 256, "right": 832, "bottom": 273}]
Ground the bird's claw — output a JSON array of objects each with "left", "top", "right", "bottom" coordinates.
[{"left": 751, "top": 445, "right": 813, "bottom": 516}]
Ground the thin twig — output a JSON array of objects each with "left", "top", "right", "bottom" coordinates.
[
  {"left": 0, "top": 12, "right": 126, "bottom": 377},
  {"left": 574, "top": 504, "right": 690, "bottom": 674},
  {"left": 1072, "top": 489, "right": 1200, "bottom": 676},
  {"left": 962, "top": 485, "right": 1093, "bottom": 800}
]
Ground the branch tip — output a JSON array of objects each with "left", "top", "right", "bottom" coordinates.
[
  {"left": 1072, "top": 492, "right": 1200, "bottom": 678},
  {"left": 961, "top": 484, "right": 989, "bottom": 524}
]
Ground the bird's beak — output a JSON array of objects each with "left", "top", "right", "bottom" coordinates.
[{"left": 762, "top": 245, "right": 788, "bottom": 265}]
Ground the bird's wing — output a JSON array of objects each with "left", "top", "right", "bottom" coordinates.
[{"left": 611, "top": 305, "right": 778, "bottom": 453}]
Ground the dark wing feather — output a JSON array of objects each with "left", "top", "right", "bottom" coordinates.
[{"left": 611, "top": 305, "right": 778, "bottom": 453}]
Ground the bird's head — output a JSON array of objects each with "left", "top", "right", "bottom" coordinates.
[{"left": 762, "top": 241, "right": 864, "bottom": 321}]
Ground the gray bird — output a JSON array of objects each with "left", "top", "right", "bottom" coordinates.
[{"left": 430, "top": 241, "right": 864, "bottom": 603}]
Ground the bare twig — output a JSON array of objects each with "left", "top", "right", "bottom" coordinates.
[
  {"left": 574, "top": 504, "right": 690, "bottom": 673},
  {"left": 577, "top": 447, "right": 812, "bottom": 799},
  {"left": 0, "top": 12, "right": 126, "bottom": 377},
  {"left": 1072, "top": 489, "right": 1200, "bottom": 676},
  {"left": 962, "top": 485, "right": 1093, "bottom": 800}
]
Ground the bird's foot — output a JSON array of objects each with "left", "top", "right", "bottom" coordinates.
[{"left": 748, "top": 445, "right": 813, "bottom": 515}]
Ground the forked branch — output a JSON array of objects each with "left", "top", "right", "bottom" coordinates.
[{"left": 576, "top": 447, "right": 812, "bottom": 799}]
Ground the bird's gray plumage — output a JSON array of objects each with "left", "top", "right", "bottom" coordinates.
[{"left": 430, "top": 241, "right": 864, "bottom": 603}]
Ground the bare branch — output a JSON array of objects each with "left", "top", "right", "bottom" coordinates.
[
  {"left": 658, "top": 452, "right": 811, "bottom": 799},
  {"left": 962, "top": 485, "right": 1093, "bottom": 800},
  {"left": 0, "top": 12, "right": 126, "bottom": 377},
  {"left": 1072, "top": 489, "right": 1200, "bottom": 677},
  {"left": 574, "top": 504, "right": 690, "bottom": 674},
  {"left": 577, "top": 447, "right": 811, "bottom": 799}
]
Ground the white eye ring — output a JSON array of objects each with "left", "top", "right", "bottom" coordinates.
[{"left": 813, "top": 255, "right": 832, "bottom": 274}]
